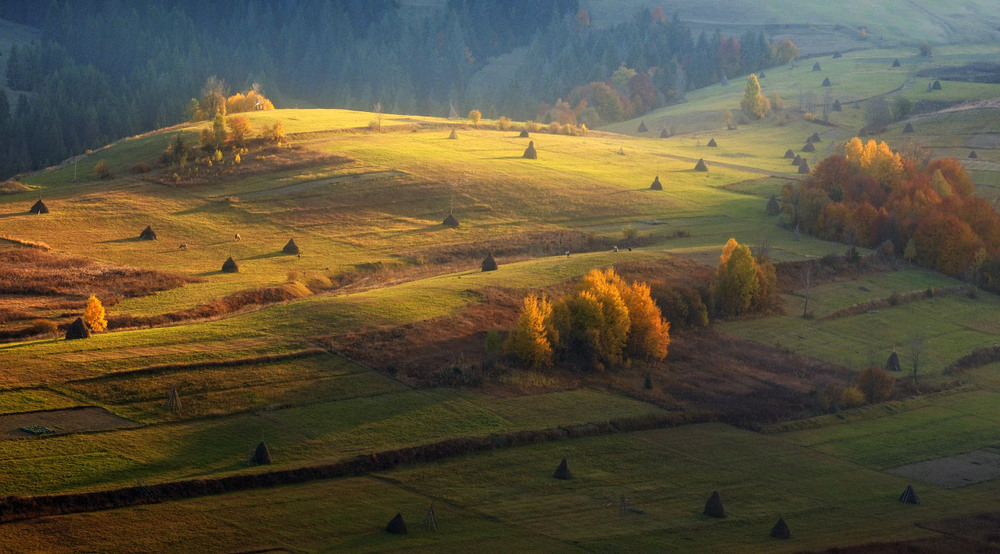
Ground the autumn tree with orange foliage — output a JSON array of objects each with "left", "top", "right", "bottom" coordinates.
[
  {"left": 782, "top": 137, "right": 1000, "bottom": 286},
  {"left": 225, "top": 85, "right": 275, "bottom": 114},
  {"left": 226, "top": 116, "right": 253, "bottom": 146},
  {"left": 507, "top": 268, "right": 669, "bottom": 370}
]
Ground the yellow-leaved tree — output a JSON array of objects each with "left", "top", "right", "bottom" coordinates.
[
  {"left": 713, "top": 238, "right": 777, "bottom": 317},
  {"left": 504, "top": 294, "right": 556, "bottom": 368},
  {"left": 84, "top": 295, "right": 107, "bottom": 332}
]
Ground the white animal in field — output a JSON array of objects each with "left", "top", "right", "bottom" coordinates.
[{"left": 234, "top": 233, "right": 241, "bottom": 241}]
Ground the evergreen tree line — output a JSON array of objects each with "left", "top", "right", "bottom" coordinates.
[{"left": 1, "top": 0, "right": 782, "bottom": 179}]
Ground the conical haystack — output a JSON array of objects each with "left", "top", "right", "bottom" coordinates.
[
  {"left": 519, "top": 129, "right": 529, "bottom": 138},
  {"left": 770, "top": 517, "right": 791, "bottom": 539},
  {"left": 833, "top": 100, "right": 842, "bottom": 112},
  {"left": 810, "top": 132, "right": 821, "bottom": 143},
  {"left": 165, "top": 387, "right": 182, "bottom": 412},
  {"left": 522, "top": 140, "right": 537, "bottom": 159},
  {"left": 282, "top": 239, "right": 300, "bottom": 254},
  {"left": 448, "top": 128, "right": 458, "bottom": 139},
  {"left": 386, "top": 513, "right": 408, "bottom": 534},
  {"left": 482, "top": 252, "right": 498, "bottom": 272},
  {"left": 765, "top": 195, "right": 781, "bottom": 216},
  {"left": 892, "top": 59, "right": 901, "bottom": 67},
  {"left": 553, "top": 458, "right": 572, "bottom": 480},
  {"left": 969, "top": 150, "right": 978, "bottom": 159},
  {"left": 802, "top": 142, "right": 816, "bottom": 152},
  {"left": 798, "top": 160, "right": 811, "bottom": 174},
  {"left": 660, "top": 129, "right": 669, "bottom": 138},
  {"left": 885, "top": 351, "right": 902, "bottom": 372},
  {"left": 707, "top": 138, "right": 718, "bottom": 147},
  {"left": 822, "top": 77, "right": 831, "bottom": 87},
  {"left": 221, "top": 256, "right": 239, "bottom": 273},
  {"left": 784, "top": 149, "right": 795, "bottom": 159},
  {"left": 139, "top": 225, "right": 157, "bottom": 240},
  {"left": 65, "top": 317, "right": 90, "bottom": 340},
  {"left": 813, "top": 62, "right": 822, "bottom": 71},
  {"left": 637, "top": 120, "right": 648, "bottom": 133},
  {"left": 903, "top": 122, "right": 914, "bottom": 133},
  {"left": 932, "top": 80, "right": 942, "bottom": 90},
  {"left": 899, "top": 484, "right": 921, "bottom": 504},
  {"left": 720, "top": 74, "right": 728, "bottom": 86},
  {"left": 443, "top": 214, "right": 459, "bottom": 227},
  {"left": 759, "top": 72, "right": 766, "bottom": 78},
  {"left": 650, "top": 176, "right": 662, "bottom": 190},
  {"left": 704, "top": 491, "right": 725, "bottom": 518},
  {"left": 694, "top": 158, "right": 708, "bottom": 172},
  {"left": 30, "top": 199, "right": 49, "bottom": 214},
  {"left": 792, "top": 155, "right": 802, "bottom": 166},
  {"left": 253, "top": 441, "right": 272, "bottom": 465}
]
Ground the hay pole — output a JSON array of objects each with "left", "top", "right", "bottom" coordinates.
[{"left": 422, "top": 503, "right": 438, "bottom": 531}]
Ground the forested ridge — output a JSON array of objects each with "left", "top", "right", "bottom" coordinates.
[{"left": 0, "top": 0, "right": 784, "bottom": 179}]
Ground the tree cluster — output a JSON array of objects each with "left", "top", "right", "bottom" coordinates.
[
  {"left": 505, "top": 268, "right": 670, "bottom": 371},
  {"left": 781, "top": 138, "right": 1000, "bottom": 288},
  {"left": 525, "top": 14, "right": 792, "bottom": 126},
  {"left": 712, "top": 238, "right": 778, "bottom": 316}
]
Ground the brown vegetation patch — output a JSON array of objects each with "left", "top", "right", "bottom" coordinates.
[
  {"left": 0, "top": 180, "right": 31, "bottom": 195},
  {"left": 151, "top": 145, "right": 353, "bottom": 188},
  {"left": 613, "top": 328, "right": 852, "bottom": 427},
  {"left": 0, "top": 246, "right": 197, "bottom": 336},
  {"left": 0, "top": 407, "right": 141, "bottom": 440}
]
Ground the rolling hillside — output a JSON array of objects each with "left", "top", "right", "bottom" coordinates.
[{"left": 0, "top": 19, "right": 999, "bottom": 553}]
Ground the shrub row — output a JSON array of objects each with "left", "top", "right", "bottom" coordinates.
[
  {"left": 943, "top": 345, "right": 1000, "bottom": 375},
  {"left": 0, "top": 412, "right": 693, "bottom": 524},
  {"left": 65, "top": 349, "right": 328, "bottom": 384},
  {"left": 820, "top": 286, "right": 963, "bottom": 320},
  {"left": 107, "top": 283, "right": 306, "bottom": 330}
]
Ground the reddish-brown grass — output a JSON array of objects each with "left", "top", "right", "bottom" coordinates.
[{"left": 0, "top": 247, "right": 197, "bottom": 335}]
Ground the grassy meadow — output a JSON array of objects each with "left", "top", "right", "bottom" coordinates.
[{"left": 1, "top": 29, "right": 1000, "bottom": 552}]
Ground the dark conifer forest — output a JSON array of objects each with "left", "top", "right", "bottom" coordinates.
[{"left": 0, "top": 0, "right": 782, "bottom": 178}]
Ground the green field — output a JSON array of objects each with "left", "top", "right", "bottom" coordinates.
[{"left": 1, "top": 15, "right": 1000, "bottom": 552}]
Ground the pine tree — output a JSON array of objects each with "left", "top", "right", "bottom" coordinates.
[{"left": 84, "top": 295, "right": 107, "bottom": 332}]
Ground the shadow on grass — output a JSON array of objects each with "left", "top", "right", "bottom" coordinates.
[
  {"left": 0, "top": 338, "right": 62, "bottom": 351},
  {"left": 247, "top": 251, "right": 291, "bottom": 260},
  {"left": 98, "top": 237, "right": 145, "bottom": 244}
]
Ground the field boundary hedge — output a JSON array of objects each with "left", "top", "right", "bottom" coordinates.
[{"left": 0, "top": 411, "right": 701, "bottom": 524}]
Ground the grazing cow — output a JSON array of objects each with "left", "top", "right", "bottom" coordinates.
[
  {"left": 234, "top": 233, "right": 241, "bottom": 241},
  {"left": 179, "top": 243, "right": 187, "bottom": 250}
]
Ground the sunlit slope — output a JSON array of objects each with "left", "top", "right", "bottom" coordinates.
[{"left": 5, "top": 109, "right": 771, "bottom": 314}]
